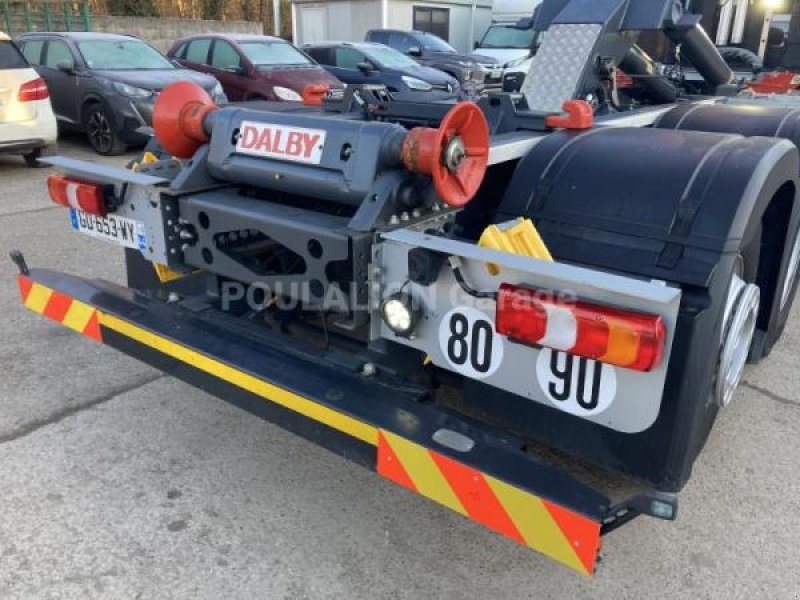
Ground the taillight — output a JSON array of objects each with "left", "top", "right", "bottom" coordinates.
[
  {"left": 495, "top": 283, "right": 666, "bottom": 372},
  {"left": 18, "top": 77, "right": 49, "bottom": 102},
  {"left": 47, "top": 174, "right": 108, "bottom": 216}
]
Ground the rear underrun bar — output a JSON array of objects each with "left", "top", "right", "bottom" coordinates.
[{"left": 12, "top": 258, "right": 676, "bottom": 575}]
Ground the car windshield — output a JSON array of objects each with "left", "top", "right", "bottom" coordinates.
[
  {"left": 418, "top": 33, "right": 456, "bottom": 53},
  {"left": 478, "top": 25, "right": 536, "bottom": 49},
  {"left": 0, "top": 40, "right": 28, "bottom": 69},
  {"left": 362, "top": 45, "right": 419, "bottom": 69},
  {"left": 77, "top": 39, "right": 173, "bottom": 70},
  {"left": 240, "top": 41, "right": 313, "bottom": 66}
]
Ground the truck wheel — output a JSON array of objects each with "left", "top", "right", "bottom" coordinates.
[
  {"left": 716, "top": 267, "right": 760, "bottom": 406},
  {"left": 84, "top": 103, "right": 126, "bottom": 156},
  {"left": 743, "top": 184, "right": 800, "bottom": 362},
  {"left": 717, "top": 46, "right": 763, "bottom": 72}
]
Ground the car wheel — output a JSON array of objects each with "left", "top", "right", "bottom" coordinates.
[
  {"left": 23, "top": 144, "right": 56, "bottom": 168},
  {"left": 84, "top": 103, "right": 126, "bottom": 156}
]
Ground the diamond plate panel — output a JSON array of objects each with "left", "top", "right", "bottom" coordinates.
[{"left": 522, "top": 24, "right": 603, "bottom": 114}]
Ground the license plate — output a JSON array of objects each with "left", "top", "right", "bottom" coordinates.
[{"left": 69, "top": 209, "right": 147, "bottom": 250}]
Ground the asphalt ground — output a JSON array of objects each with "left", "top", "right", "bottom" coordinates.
[{"left": 0, "top": 134, "right": 799, "bottom": 599}]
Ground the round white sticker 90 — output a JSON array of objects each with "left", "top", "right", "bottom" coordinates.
[
  {"left": 536, "top": 348, "right": 617, "bottom": 416},
  {"left": 438, "top": 307, "right": 504, "bottom": 379}
]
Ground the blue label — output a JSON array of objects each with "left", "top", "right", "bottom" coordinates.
[{"left": 69, "top": 208, "right": 78, "bottom": 230}]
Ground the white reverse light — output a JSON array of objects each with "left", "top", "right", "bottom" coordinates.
[{"left": 380, "top": 293, "right": 420, "bottom": 336}]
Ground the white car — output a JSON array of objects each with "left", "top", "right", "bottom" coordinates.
[{"left": 0, "top": 32, "right": 57, "bottom": 166}]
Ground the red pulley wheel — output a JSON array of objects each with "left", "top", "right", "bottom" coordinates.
[
  {"left": 153, "top": 81, "right": 219, "bottom": 158},
  {"left": 401, "top": 102, "right": 489, "bottom": 207}
]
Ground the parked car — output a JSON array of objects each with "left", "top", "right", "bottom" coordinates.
[
  {"left": 304, "top": 42, "right": 459, "bottom": 101},
  {"left": 15, "top": 32, "right": 225, "bottom": 155},
  {"left": 0, "top": 32, "right": 57, "bottom": 166},
  {"left": 168, "top": 34, "right": 342, "bottom": 103},
  {"left": 365, "top": 29, "right": 502, "bottom": 91},
  {"left": 472, "top": 17, "right": 541, "bottom": 91}
]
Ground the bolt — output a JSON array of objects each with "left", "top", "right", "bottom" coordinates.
[
  {"left": 432, "top": 203, "right": 441, "bottom": 212},
  {"left": 412, "top": 208, "right": 422, "bottom": 218},
  {"left": 167, "top": 292, "right": 181, "bottom": 304},
  {"left": 361, "top": 362, "right": 377, "bottom": 377},
  {"left": 400, "top": 212, "right": 410, "bottom": 221},
  {"left": 389, "top": 214, "right": 400, "bottom": 225},
  {"left": 179, "top": 230, "right": 195, "bottom": 240},
  {"left": 170, "top": 248, "right": 177, "bottom": 254}
]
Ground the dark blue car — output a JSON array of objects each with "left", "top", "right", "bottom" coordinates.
[{"left": 303, "top": 41, "right": 459, "bottom": 101}]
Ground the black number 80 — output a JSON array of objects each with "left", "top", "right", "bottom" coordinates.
[{"left": 447, "top": 312, "right": 493, "bottom": 373}]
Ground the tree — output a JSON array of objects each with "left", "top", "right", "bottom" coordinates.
[{"left": 106, "top": 0, "right": 158, "bottom": 16}]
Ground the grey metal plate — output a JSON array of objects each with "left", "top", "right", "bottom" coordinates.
[
  {"left": 43, "top": 156, "right": 168, "bottom": 187},
  {"left": 521, "top": 23, "right": 603, "bottom": 114},
  {"left": 376, "top": 229, "right": 681, "bottom": 434}
]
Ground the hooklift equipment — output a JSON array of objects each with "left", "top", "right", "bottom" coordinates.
[{"left": 13, "top": 0, "right": 800, "bottom": 574}]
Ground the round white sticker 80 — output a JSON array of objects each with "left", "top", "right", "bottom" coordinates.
[
  {"left": 438, "top": 307, "right": 504, "bottom": 379},
  {"left": 536, "top": 348, "right": 617, "bottom": 416}
]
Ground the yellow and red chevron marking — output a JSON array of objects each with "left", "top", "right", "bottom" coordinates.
[
  {"left": 377, "top": 430, "right": 601, "bottom": 575},
  {"left": 17, "top": 275, "right": 101, "bottom": 342}
]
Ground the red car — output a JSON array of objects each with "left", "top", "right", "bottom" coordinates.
[{"left": 167, "top": 34, "right": 342, "bottom": 102}]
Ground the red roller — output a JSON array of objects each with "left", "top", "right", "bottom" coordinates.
[
  {"left": 302, "top": 84, "right": 330, "bottom": 106},
  {"left": 153, "top": 81, "right": 219, "bottom": 158},
  {"left": 401, "top": 102, "right": 489, "bottom": 208}
]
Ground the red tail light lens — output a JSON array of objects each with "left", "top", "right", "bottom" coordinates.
[
  {"left": 495, "top": 283, "right": 666, "bottom": 372},
  {"left": 47, "top": 174, "right": 108, "bottom": 216},
  {"left": 18, "top": 77, "right": 49, "bottom": 102}
]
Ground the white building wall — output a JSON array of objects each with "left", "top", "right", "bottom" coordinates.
[
  {"left": 293, "top": 0, "right": 491, "bottom": 52},
  {"left": 386, "top": 0, "right": 491, "bottom": 51},
  {"left": 294, "top": 0, "right": 382, "bottom": 45}
]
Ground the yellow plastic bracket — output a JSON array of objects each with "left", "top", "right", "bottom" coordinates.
[
  {"left": 478, "top": 218, "right": 552, "bottom": 275},
  {"left": 153, "top": 262, "right": 191, "bottom": 284},
  {"left": 129, "top": 152, "right": 160, "bottom": 172}
]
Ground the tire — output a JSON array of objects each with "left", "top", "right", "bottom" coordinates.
[
  {"left": 23, "top": 144, "right": 56, "bottom": 168},
  {"left": 750, "top": 198, "right": 800, "bottom": 360},
  {"left": 717, "top": 46, "right": 763, "bottom": 73},
  {"left": 83, "top": 103, "right": 126, "bottom": 156}
]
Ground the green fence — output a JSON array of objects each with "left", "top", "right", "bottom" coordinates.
[{"left": 2, "top": 0, "right": 91, "bottom": 36}]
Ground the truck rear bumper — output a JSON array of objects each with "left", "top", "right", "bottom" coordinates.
[{"left": 14, "top": 262, "right": 676, "bottom": 575}]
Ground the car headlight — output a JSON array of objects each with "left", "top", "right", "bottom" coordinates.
[
  {"left": 273, "top": 86, "right": 302, "bottom": 101},
  {"left": 211, "top": 81, "right": 227, "bottom": 103},
  {"left": 504, "top": 56, "right": 529, "bottom": 69},
  {"left": 112, "top": 82, "right": 152, "bottom": 98},
  {"left": 402, "top": 76, "right": 433, "bottom": 91}
]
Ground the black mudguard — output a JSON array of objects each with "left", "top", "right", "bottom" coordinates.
[
  {"left": 462, "top": 126, "right": 799, "bottom": 491},
  {"left": 654, "top": 102, "right": 800, "bottom": 357}
]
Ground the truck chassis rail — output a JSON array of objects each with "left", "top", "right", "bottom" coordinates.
[{"left": 13, "top": 259, "right": 677, "bottom": 575}]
